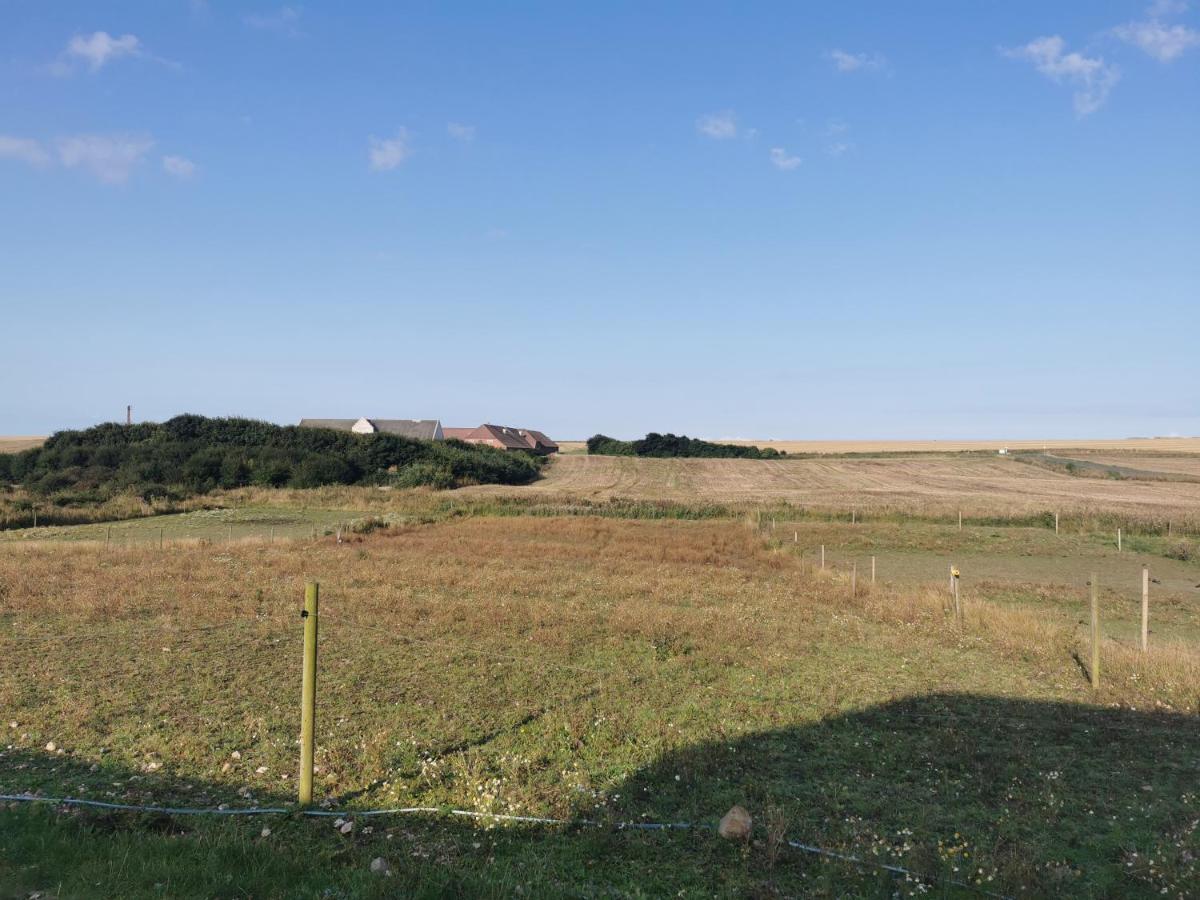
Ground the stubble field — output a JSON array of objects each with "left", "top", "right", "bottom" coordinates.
[{"left": 467, "top": 453, "right": 1200, "bottom": 524}]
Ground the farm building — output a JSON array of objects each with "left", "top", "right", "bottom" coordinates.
[
  {"left": 298, "top": 418, "right": 444, "bottom": 440},
  {"left": 446, "top": 423, "right": 559, "bottom": 456}
]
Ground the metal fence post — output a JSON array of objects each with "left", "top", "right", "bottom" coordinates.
[{"left": 299, "top": 581, "right": 319, "bottom": 805}]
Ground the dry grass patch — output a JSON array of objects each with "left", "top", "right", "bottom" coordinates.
[{"left": 2, "top": 516, "right": 1198, "bottom": 897}]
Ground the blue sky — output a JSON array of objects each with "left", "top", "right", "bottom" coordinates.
[{"left": 1, "top": 1, "right": 1197, "bottom": 439}]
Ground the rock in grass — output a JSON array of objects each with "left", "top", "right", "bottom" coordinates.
[
  {"left": 370, "top": 857, "right": 391, "bottom": 876},
  {"left": 718, "top": 805, "right": 752, "bottom": 840}
]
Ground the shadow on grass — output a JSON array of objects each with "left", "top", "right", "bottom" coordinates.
[{"left": 2, "top": 693, "right": 1197, "bottom": 898}]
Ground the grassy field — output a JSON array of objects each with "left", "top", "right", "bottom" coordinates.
[
  {"left": 0, "top": 505, "right": 374, "bottom": 545},
  {"left": 2, "top": 510, "right": 1198, "bottom": 897}
]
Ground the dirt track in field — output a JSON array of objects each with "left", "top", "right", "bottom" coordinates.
[
  {"left": 471, "top": 454, "right": 1200, "bottom": 518},
  {"left": 1072, "top": 454, "right": 1200, "bottom": 478}
]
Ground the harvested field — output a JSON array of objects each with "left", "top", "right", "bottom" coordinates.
[
  {"left": 722, "top": 437, "right": 1200, "bottom": 454},
  {"left": 469, "top": 454, "right": 1200, "bottom": 521},
  {"left": 0, "top": 436, "right": 45, "bottom": 454}
]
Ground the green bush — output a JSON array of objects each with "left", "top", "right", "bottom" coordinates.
[
  {"left": 586, "top": 435, "right": 635, "bottom": 455},
  {"left": 587, "top": 432, "right": 783, "bottom": 459},
  {"left": 0, "top": 414, "right": 543, "bottom": 503}
]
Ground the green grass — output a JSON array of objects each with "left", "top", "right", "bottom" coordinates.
[
  {"left": 2, "top": 515, "right": 1198, "bottom": 896},
  {"left": 0, "top": 506, "right": 371, "bottom": 545},
  {"left": 767, "top": 520, "right": 1200, "bottom": 645}
]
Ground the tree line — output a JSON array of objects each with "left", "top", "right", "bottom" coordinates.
[
  {"left": 586, "top": 433, "right": 784, "bottom": 459},
  {"left": 0, "top": 415, "right": 543, "bottom": 503}
]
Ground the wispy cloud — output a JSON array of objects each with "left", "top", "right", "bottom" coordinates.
[
  {"left": 696, "top": 110, "right": 737, "bottom": 139},
  {"left": 162, "top": 155, "right": 197, "bottom": 178},
  {"left": 1005, "top": 36, "right": 1120, "bottom": 116},
  {"left": 67, "top": 31, "right": 140, "bottom": 70},
  {"left": 0, "top": 135, "right": 51, "bottom": 167},
  {"left": 827, "top": 49, "right": 886, "bottom": 73},
  {"left": 49, "top": 31, "right": 166, "bottom": 76},
  {"left": 243, "top": 6, "right": 302, "bottom": 37},
  {"left": 1113, "top": 1, "right": 1200, "bottom": 62},
  {"left": 447, "top": 122, "right": 476, "bottom": 142},
  {"left": 1, "top": 132, "right": 190, "bottom": 183},
  {"left": 368, "top": 129, "right": 411, "bottom": 171},
  {"left": 57, "top": 134, "right": 155, "bottom": 183},
  {"left": 768, "top": 147, "right": 801, "bottom": 171},
  {"left": 823, "top": 121, "right": 854, "bottom": 157}
]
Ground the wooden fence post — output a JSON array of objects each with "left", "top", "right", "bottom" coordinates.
[
  {"left": 820, "top": 545, "right": 825, "bottom": 570},
  {"left": 159, "top": 527, "right": 163, "bottom": 550},
  {"left": 299, "top": 581, "right": 319, "bottom": 805},
  {"left": 1141, "top": 565, "right": 1149, "bottom": 653},
  {"left": 1117, "top": 528, "right": 1122, "bottom": 553},
  {"left": 851, "top": 562, "right": 857, "bottom": 597},
  {"left": 1055, "top": 512, "right": 1059, "bottom": 535},
  {"left": 952, "top": 566, "right": 961, "bottom": 625},
  {"left": 1090, "top": 573, "right": 1100, "bottom": 690},
  {"left": 871, "top": 555, "right": 876, "bottom": 584},
  {"left": 958, "top": 509, "right": 962, "bottom": 531}
]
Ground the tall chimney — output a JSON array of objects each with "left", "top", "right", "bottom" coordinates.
[{"left": 126, "top": 405, "right": 132, "bottom": 426}]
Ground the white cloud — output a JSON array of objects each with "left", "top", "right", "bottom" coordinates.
[
  {"left": 1114, "top": 15, "right": 1200, "bottom": 62},
  {"left": 1005, "top": 36, "right": 1120, "bottom": 116},
  {"left": 447, "top": 122, "right": 475, "bottom": 142},
  {"left": 696, "top": 111, "right": 737, "bottom": 139},
  {"left": 769, "top": 147, "right": 801, "bottom": 170},
  {"left": 368, "top": 129, "right": 411, "bottom": 171},
  {"left": 827, "top": 49, "right": 886, "bottom": 73},
  {"left": 57, "top": 134, "right": 155, "bottom": 183},
  {"left": 162, "top": 155, "right": 197, "bottom": 178},
  {"left": 0, "top": 135, "right": 51, "bottom": 167},
  {"left": 65, "top": 31, "right": 141, "bottom": 71},
  {"left": 243, "top": 7, "right": 302, "bottom": 37}
]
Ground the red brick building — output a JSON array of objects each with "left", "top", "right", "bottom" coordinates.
[{"left": 444, "top": 423, "right": 558, "bottom": 455}]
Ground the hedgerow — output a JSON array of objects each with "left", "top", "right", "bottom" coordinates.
[{"left": 586, "top": 432, "right": 784, "bottom": 459}]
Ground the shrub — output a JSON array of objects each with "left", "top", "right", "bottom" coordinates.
[
  {"left": 586, "top": 435, "right": 635, "bottom": 455},
  {"left": 0, "top": 414, "right": 542, "bottom": 506},
  {"left": 588, "top": 432, "right": 783, "bottom": 459},
  {"left": 1164, "top": 540, "right": 1195, "bottom": 562}
]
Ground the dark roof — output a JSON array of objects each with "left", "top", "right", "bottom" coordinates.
[
  {"left": 365, "top": 419, "right": 442, "bottom": 440},
  {"left": 520, "top": 429, "right": 558, "bottom": 450},
  {"left": 478, "top": 423, "right": 536, "bottom": 450},
  {"left": 298, "top": 418, "right": 358, "bottom": 431}
]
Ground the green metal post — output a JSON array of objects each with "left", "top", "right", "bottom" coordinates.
[
  {"left": 1090, "top": 574, "right": 1100, "bottom": 690},
  {"left": 299, "top": 581, "right": 319, "bottom": 805}
]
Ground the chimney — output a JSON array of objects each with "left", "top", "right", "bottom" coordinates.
[{"left": 126, "top": 405, "right": 132, "bottom": 426}]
